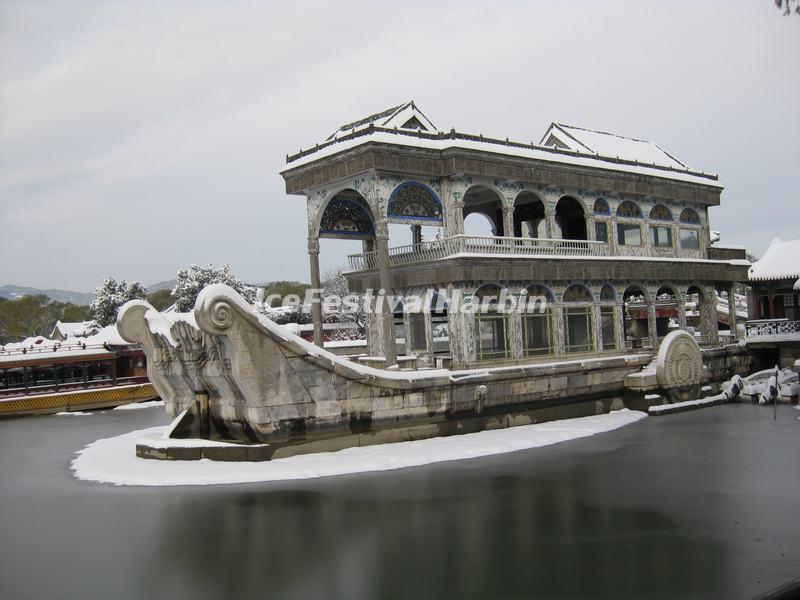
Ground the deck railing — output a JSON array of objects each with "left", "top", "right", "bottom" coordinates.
[
  {"left": 746, "top": 318, "right": 800, "bottom": 338},
  {"left": 347, "top": 235, "right": 609, "bottom": 271}
]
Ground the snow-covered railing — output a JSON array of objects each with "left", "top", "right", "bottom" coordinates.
[
  {"left": 745, "top": 319, "right": 800, "bottom": 338},
  {"left": 347, "top": 235, "right": 608, "bottom": 271}
]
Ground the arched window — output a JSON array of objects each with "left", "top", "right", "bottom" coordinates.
[
  {"left": 474, "top": 285, "right": 510, "bottom": 360},
  {"left": 616, "top": 201, "right": 643, "bottom": 246},
  {"left": 393, "top": 298, "right": 406, "bottom": 348},
  {"left": 649, "top": 204, "right": 673, "bottom": 221},
  {"left": 387, "top": 182, "right": 443, "bottom": 223},
  {"left": 680, "top": 208, "right": 700, "bottom": 224},
  {"left": 562, "top": 284, "right": 594, "bottom": 353},
  {"left": 679, "top": 208, "right": 701, "bottom": 250},
  {"left": 649, "top": 205, "right": 674, "bottom": 248},
  {"left": 600, "top": 284, "right": 616, "bottom": 302},
  {"left": 593, "top": 198, "right": 610, "bottom": 243},
  {"left": 594, "top": 198, "right": 610, "bottom": 215},
  {"left": 318, "top": 190, "right": 375, "bottom": 238},
  {"left": 616, "top": 200, "right": 643, "bottom": 219},
  {"left": 562, "top": 284, "right": 594, "bottom": 303},
  {"left": 522, "top": 284, "right": 555, "bottom": 356}
]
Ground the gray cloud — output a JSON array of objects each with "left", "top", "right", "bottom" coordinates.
[{"left": 1, "top": 0, "right": 798, "bottom": 291}]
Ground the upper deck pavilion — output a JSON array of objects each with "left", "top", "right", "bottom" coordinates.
[{"left": 280, "top": 100, "right": 723, "bottom": 198}]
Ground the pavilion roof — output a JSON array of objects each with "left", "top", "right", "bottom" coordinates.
[
  {"left": 326, "top": 101, "right": 437, "bottom": 141},
  {"left": 287, "top": 102, "right": 721, "bottom": 188},
  {"left": 539, "top": 123, "right": 688, "bottom": 170},
  {"left": 748, "top": 238, "right": 800, "bottom": 282}
]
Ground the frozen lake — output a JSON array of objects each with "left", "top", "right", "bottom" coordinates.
[{"left": 1, "top": 403, "right": 798, "bottom": 599}]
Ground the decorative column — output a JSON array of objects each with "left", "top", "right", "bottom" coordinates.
[
  {"left": 510, "top": 305, "right": 524, "bottom": 360},
  {"left": 614, "top": 303, "right": 625, "bottom": 349},
  {"left": 307, "top": 237, "right": 324, "bottom": 347},
  {"left": 727, "top": 284, "right": 738, "bottom": 340},
  {"left": 553, "top": 305, "right": 565, "bottom": 354},
  {"left": 502, "top": 206, "right": 514, "bottom": 238},
  {"left": 594, "top": 304, "right": 604, "bottom": 352},
  {"left": 375, "top": 221, "right": 397, "bottom": 367},
  {"left": 699, "top": 287, "right": 720, "bottom": 342},
  {"left": 411, "top": 225, "right": 422, "bottom": 246},
  {"left": 677, "top": 292, "right": 687, "bottom": 331},
  {"left": 647, "top": 301, "right": 658, "bottom": 346}
]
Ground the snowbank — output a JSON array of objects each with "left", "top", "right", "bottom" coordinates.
[{"left": 72, "top": 409, "right": 646, "bottom": 487}]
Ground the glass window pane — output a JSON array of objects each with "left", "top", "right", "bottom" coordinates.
[
  {"left": 523, "top": 313, "right": 552, "bottom": 355},
  {"left": 651, "top": 226, "right": 673, "bottom": 248},
  {"left": 476, "top": 315, "right": 509, "bottom": 360},
  {"left": 680, "top": 228, "right": 699, "bottom": 249},
  {"left": 564, "top": 307, "right": 593, "bottom": 353},
  {"left": 617, "top": 223, "right": 642, "bottom": 246},
  {"left": 595, "top": 221, "right": 608, "bottom": 243}
]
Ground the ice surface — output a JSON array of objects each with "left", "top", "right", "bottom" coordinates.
[{"left": 71, "top": 409, "right": 646, "bottom": 487}]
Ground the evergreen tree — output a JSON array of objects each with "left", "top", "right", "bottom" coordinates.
[
  {"left": 90, "top": 277, "right": 147, "bottom": 326},
  {"left": 172, "top": 264, "right": 256, "bottom": 312}
]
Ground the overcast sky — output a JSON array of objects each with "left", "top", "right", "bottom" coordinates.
[{"left": 1, "top": 0, "right": 798, "bottom": 292}]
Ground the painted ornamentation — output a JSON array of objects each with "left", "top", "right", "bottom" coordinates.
[{"left": 387, "top": 181, "right": 443, "bottom": 222}]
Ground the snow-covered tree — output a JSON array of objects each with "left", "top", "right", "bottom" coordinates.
[
  {"left": 321, "top": 269, "right": 366, "bottom": 338},
  {"left": 91, "top": 277, "right": 148, "bottom": 326},
  {"left": 172, "top": 264, "right": 256, "bottom": 312}
]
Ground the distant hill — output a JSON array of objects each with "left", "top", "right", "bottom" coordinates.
[
  {"left": 146, "top": 279, "right": 176, "bottom": 293},
  {"left": 0, "top": 285, "right": 94, "bottom": 306}
]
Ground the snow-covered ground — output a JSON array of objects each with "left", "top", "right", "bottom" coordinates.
[
  {"left": 113, "top": 400, "right": 165, "bottom": 411},
  {"left": 71, "top": 409, "right": 647, "bottom": 487}
]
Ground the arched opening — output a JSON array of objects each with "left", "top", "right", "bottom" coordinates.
[
  {"left": 599, "top": 284, "right": 617, "bottom": 350},
  {"left": 513, "top": 192, "right": 546, "bottom": 238},
  {"left": 562, "top": 284, "right": 594, "bottom": 353},
  {"left": 463, "top": 212, "right": 496, "bottom": 236},
  {"left": 655, "top": 285, "right": 681, "bottom": 338},
  {"left": 474, "top": 284, "right": 510, "bottom": 361},
  {"left": 463, "top": 185, "right": 506, "bottom": 236},
  {"left": 387, "top": 181, "right": 444, "bottom": 250},
  {"left": 522, "top": 284, "right": 555, "bottom": 356},
  {"left": 554, "top": 197, "right": 587, "bottom": 240},
  {"left": 318, "top": 188, "right": 377, "bottom": 276},
  {"left": 622, "top": 285, "right": 651, "bottom": 348},
  {"left": 430, "top": 290, "right": 450, "bottom": 355}
]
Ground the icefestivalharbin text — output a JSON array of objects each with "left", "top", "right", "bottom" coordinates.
[
  {"left": 263, "top": 287, "right": 551, "bottom": 315},
  {"left": 71, "top": 409, "right": 647, "bottom": 487}
]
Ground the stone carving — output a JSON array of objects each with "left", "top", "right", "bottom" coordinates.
[{"left": 655, "top": 330, "right": 704, "bottom": 399}]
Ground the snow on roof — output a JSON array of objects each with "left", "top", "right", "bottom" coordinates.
[
  {"left": 748, "top": 238, "right": 800, "bottom": 282},
  {"left": 51, "top": 320, "right": 99, "bottom": 338},
  {"left": 540, "top": 123, "right": 688, "bottom": 169},
  {"left": 0, "top": 324, "right": 136, "bottom": 364},
  {"left": 288, "top": 103, "right": 720, "bottom": 188},
  {"left": 326, "top": 101, "right": 436, "bottom": 141}
]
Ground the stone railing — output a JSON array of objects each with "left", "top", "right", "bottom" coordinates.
[
  {"left": 746, "top": 319, "right": 800, "bottom": 338},
  {"left": 347, "top": 235, "right": 609, "bottom": 271}
]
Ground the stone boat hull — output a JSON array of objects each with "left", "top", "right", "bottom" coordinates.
[{"left": 117, "top": 285, "right": 750, "bottom": 458}]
